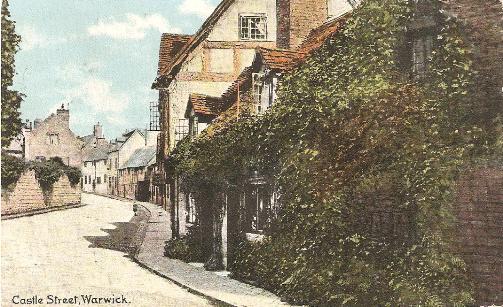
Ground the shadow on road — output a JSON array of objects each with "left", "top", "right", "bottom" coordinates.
[{"left": 84, "top": 208, "right": 149, "bottom": 257}]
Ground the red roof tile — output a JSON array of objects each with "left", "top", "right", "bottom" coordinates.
[
  {"left": 187, "top": 93, "right": 224, "bottom": 117},
  {"left": 256, "top": 48, "right": 306, "bottom": 71},
  {"left": 298, "top": 14, "right": 347, "bottom": 54},
  {"left": 158, "top": 34, "right": 193, "bottom": 74}
]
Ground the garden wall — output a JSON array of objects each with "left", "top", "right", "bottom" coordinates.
[{"left": 1, "top": 171, "right": 81, "bottom": 216}]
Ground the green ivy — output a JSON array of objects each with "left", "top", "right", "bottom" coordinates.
[{"left": 165, "top": 0, "right": 501, "bottom": 305}]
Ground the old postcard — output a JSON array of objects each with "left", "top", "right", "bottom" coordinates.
[{"left": 1, "top": 0, "right": 502, "bottom": 306}]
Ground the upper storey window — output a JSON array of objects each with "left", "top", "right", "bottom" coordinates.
[{"left": 240, "top": 15, "right": 267, "bottom": 41}]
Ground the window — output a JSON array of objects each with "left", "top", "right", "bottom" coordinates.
[
  {"left": 252, "top": 73, "right": 264, "bottom": 114},
  {"left": 412, "top": 34, "right": 432, "bottom": 79},
  {"left": 245, "top": 185, "right": 271, "bottom": 233},
  {"left": 175, "top": 118, "right": 189, "bottom": 143},
  {"left": 96, "top": 177, "right": 101, "bottom": 184},
  {"left": 240, "top": 15, "right": 267, "bottom": 41},
  {"left": 186, "top": 194, "right": 197, "bottom": 224},
  {"left": 47, "top": 133, "right": 59, "bottom": 145},
  {"left": 104, "top": 175, "right": 107, "bottom": 183},
  {"left": 189, "top": 116, "right": 199, "bottom": 137},
  {"left": 84, "top": 176, "right": 88, "bottom": 184}
]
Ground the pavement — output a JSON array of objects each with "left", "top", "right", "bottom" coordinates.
[
  {"left": 125, "top": 196, "right": 292, "bottom": 307},
  {"left": 1, "top": 193, "right": 212, "bottom": 307}
]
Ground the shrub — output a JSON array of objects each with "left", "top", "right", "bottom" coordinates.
[
  {"left": 1, "top": 153, "right": 25, "bottom": 188},
  {"left": 164, "top": 225, "right": 205, "bottom": 262},
  {"left": 65, "top": 166, "right": 81, "bottom": 187}
]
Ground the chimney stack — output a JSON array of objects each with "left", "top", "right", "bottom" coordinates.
[
  {"left": 56, "top": 103, "right": 70, "bottom": 125},
  {"left": 33, "top": 119, "right": 42, "bottom": 129},
  {"left": 93, "top": 122, "right": 103, "bottom": 138},
  {"left": 276, "top": 0, "right": 329, "bottom": 49}
]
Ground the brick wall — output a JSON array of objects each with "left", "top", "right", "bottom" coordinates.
[
  {"left": 1, "top": 171, "right": 81, "bottom": 216},
  {"left": 453, "top": 167, "right": 503, "bottom": 305},
  {"left": 443, "top": 0, "right": 503, "bottom": 131},
  {"left": 277, "top": 0, "right": 329, "bottom": 49}
]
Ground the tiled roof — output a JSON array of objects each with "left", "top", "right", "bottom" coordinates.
[
  {"left": 255, "top": 15, "right": 347, "bottom": 72},
  {"left": 298, "top": 14, "right": 347, "bottom": 54},
  {"left": 84, "top": 144, "right": 111, "bottom": 162},
  {"left": 119, "top": 146, "right": 156, "bottom": 170},
  {"left": 256, "top": 48, "right": 306, "bottom": 71},
  {"left": 187, "top": 93, "right": 224, "bottom": 117},
  {"left": 158, "top": 34, "right": 192, "bottom": 75},
  {"left": 220, "top": 66, "right": 255, "bottom": 103}
]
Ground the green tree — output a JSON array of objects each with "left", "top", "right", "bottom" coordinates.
[{"left": 1, "top": 0, "right": 23, "bottom": 147}]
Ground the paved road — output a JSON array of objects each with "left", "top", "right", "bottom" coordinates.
[{"left": 1, "top": 194, "right": 212, "bottom": 307}]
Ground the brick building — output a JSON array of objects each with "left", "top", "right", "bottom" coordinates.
[{"left": 24, "top": 105, "right": 83, "bottom": 167}]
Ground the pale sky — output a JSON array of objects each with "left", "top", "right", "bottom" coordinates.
[{"left": 10, "top": 0, "right": 219, "bottom": 139}]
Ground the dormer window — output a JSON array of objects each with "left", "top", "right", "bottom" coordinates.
[{"left": 240, "top": 14, "right": 267, "bottom": 41}]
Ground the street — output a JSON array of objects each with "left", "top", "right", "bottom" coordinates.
[{"left": 1, "top": 194, "right": 212, "bottom": 307}]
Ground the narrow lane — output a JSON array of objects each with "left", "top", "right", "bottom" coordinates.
[{"left": 1, "top": 195, "right": 211, "bottom": 307}]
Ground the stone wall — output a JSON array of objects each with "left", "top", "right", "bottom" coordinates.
[
  {"left": 1, "top": 170, "right": 45, "bottom": 215},
  {"left": 453, "top": 167, "right": 503, "bottom": 305},
  {"left": 25, "top": 108, "right": 84, "bottom": 168},
  {"left": 1, "top": 171, "right": 81, "bottom": 216},
  {"left": 49, "top": 174, "right": 81, "bottom": 207}
]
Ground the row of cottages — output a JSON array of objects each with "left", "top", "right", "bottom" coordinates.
[
  {"left": 152, "top": 0, "right": 363, "bottom": 269},
  {"left": 117, "top": 146, "right": 157, "bottom": 200},
  {"left": 153, "top": 0, "right": 503, "bottom": 303},
  {"left": 184, "top": 16, "right": 349, "bottom": 270},
  {"left": 151, "top": 0, "right": 359, "bottom": 212},
  {"left": 81, "top": 127, "right": 160, "bottom": 199}
]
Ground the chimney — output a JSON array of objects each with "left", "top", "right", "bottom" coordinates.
[
  {"left": 276, "top": 0, "right": 329, "bottom": 49},
  {"left": 93, "top": 122, "right": 103, "bottom": 138},
  {"left": 33, "top": 119, "right": 42, "bottom": 129},
  {"left": 56, "top": 103, "right": 70, "bottom": 125}
]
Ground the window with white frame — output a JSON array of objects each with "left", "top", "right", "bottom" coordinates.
[
  {"left": 252, "top": 73, "right": 264, "bottom": 114},
  {"left": 175, "top": 118, "right": 189, "bottom": 143},
  {"left": 240, "top": 15, "right": 267, "bottom": 41}
]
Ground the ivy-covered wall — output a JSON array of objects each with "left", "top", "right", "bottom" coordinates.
[{"left": 165, "top": 0, "right": 502, "bottom": 305}]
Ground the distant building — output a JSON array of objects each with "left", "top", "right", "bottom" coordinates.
[
  {"left": 81, "top": 145, "right": 111, "bottom": 194},
  {"left": 107, "top": 129, "right": 160, "bottom": 196},
  {"left": 117, "top": 146, "right": 157, "bottom": 200},
  {"left": 24, "top": 105, "right": 83, "bottom": 167}
]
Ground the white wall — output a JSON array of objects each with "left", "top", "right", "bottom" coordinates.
[
  {"left": 328, "top": 0, "right": 354, "bottom": 18},
  {"left": 118, "top": 132, "right": 145, "bottom": 168},
  {"left": 81, "top": 159, "right": 108, "bottom": 194},
  {"left": 207, "top": 0, "right": 277, "bottom": 42}
]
